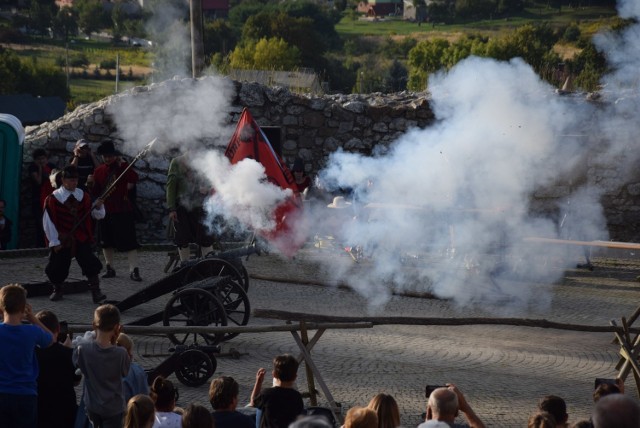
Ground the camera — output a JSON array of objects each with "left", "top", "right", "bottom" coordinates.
[
  {"left": 425, "top": 384, "right": 447, "bottom": 398},
  {"left": 594, "top": 378, "right": 617, "bottom": 390}
]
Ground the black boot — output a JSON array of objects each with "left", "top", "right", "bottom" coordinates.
[
  {"left": 129, "top": 267, "right": 142, "bottom": 282},
  {"left": 102, "top": 265, "right": 116, "bottom": 278},
  {"left": 88, "top": 275, "right": 106, "bottom": 304},
  {"left": 49, "top": 284, "right": 63, "bottom": 301}
]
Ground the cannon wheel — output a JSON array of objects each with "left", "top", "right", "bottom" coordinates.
[
  {"left": 175, "top": 349, "right": 217, "bottom": 387},
  {"left": 183, "top": 258, "right": 249, "bottom": 293},
  {"left": 210, "top": 278, "right": 251, "bottom": 342},
  {"left": 163, "top": 288, "right": 227, "bottom": 345}
]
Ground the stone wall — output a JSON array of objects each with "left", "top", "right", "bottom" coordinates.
[{"left": 18, "top": 77, "right": 640, "bottom": 248}]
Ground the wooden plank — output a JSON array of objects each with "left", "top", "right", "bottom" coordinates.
[
  {"left": 524, "top": 237, "right": 640, "bottom": 250},
  {"left": 66, "top": 322, "right": 373, "bottom": 335},
  {"left": 252, "top": 309, "right": 640, "bottom": 334}
]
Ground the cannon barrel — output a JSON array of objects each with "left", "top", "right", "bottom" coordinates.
[{"left": 215, "top": 240, "right": 262, "bottom": 261}]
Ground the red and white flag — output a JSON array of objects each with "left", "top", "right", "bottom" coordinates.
[{"left": 225, "top": 108, "right": 306, "bottom": 257}]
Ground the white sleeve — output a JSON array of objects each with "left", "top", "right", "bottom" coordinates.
[
  {"left": 91, "top": 203, "right": 106, "bottom": 220},
  {"left": 42, "top": 209, "right": 60, "bottom": 247}
]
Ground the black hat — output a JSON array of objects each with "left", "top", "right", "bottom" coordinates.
[
  {"left": 61, "top": 165, "right": 79, "bottom": 179},
  {"left": 291, "top": 157, "right": 304, "bottom": 173},
  {"left": 97, "top": 140, "right": 120, "bottom": 156}
]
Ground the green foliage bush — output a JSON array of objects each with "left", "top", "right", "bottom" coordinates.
[{"left": 99, "top": 58, "right": 117, "bottom": 70}]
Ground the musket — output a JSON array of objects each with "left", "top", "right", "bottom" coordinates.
[{"left": 63, "top": 138, "right": 158, "bottom": 240}]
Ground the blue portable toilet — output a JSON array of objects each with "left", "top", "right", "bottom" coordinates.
[{"left": 0, "top": 114, "right": 25, "bottom": 249}]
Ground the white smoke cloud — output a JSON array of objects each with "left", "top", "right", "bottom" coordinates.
[
  {"left": 312, "top": 57, "right": 605, "bottom": 310},
  {"left": 145, "top": 0, "right": 191, "bottom": 81},
  {"left": 107, "top": 76, "right": 236, "bottom": 154},
  {"left": 192, "top": 151, "right": 293, "bottom": 233}
]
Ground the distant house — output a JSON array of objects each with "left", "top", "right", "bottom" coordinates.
[
  {"left": 228, "top": 69, "right": 324, "bottom": 95},
  {"left": 0, "top": 95, "right": 66, "bottom": 127},
  {"left": 403, "top": 0, "right": 427, "bottom": 21},
  {"left": 357, "top": 0, "right": 403, "bottom": 16}
]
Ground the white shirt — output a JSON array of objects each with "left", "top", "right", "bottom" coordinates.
[
  {"left": 42, "top": 187, "right": 105, "bottom": 247},
  {"left": 153, "top": 411, "right": 183, "bottom": 428}
]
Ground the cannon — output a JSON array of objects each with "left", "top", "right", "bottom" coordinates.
[
  {"left": 146, "top": 344, "right": 219, "bottom": 387},
  {"left": 112, "top": 241, "right": 261, "bottom": 346}
]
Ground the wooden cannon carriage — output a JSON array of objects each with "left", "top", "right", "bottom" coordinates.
[{"left": 112, "top": 241, "right": 261, "bottom": 346}]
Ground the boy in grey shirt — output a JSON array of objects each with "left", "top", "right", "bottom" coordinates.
[{"left": 74, "top": 304, "right": 130, "bottom": 428}]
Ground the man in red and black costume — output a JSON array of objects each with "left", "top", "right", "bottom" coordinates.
[
  {"left": 43, "top": 165, "right": 107, "bottom": 303},
  {"left": 91, "top": 140, "right": 142, "bottom": 282}
]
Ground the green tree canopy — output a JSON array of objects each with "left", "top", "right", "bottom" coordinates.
[
  {"left": 229, "top": 37, "right": 301, "bottom": 71},
  {"left": 0, "top": 48, "right": 68, "bottom": 99},
  {"left": 242, "top": 10, "right": 326, "bottom": 70},
  {"left": 76, "top": 0, "right": 107, "bottom": 38},
  {"left": 29, "top": 0, "right": 56, "bottom": 37},
  {"left": 203, "top": 19, "right": 238, "bottom": 57}
]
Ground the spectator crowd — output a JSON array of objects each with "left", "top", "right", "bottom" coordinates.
[{"left": 2, "top": 282, "right": 640, "bottom": 428}]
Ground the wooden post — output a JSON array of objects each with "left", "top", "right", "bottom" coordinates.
[
  {"left": 189, "top": 0, "right": 204, "bottom": 78},
  {"left": 300, "top": 321, "right": 318, "bottom": 406},
  {"left": 290, "top": 330, "right": 343, "bottom": 424},
  {"left": 611, "top": 320, "right": 640, "bottom": 398}
]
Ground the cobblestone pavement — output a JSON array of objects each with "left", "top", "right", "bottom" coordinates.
[{"left": 2, "top": 245, "right": 640, "bottom": 427}]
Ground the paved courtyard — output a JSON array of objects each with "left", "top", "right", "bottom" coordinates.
[{"left": 2, "top": 244, "right": 640, "bottom": 427}]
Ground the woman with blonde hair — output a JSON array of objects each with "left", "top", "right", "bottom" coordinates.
[
  {"left": 367, "top": 393, "right": 400, "bottom": 428},
  {"left": 125, "top": 394, "right": 155, "bottom": 428}
]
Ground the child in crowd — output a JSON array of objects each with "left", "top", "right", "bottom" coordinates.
[
  {"left": 117, "top": 333, "right": 150, "bottom": 402},
  {"left": 36, "top": 310, "right": 82, "bottom": 428},
  {"left": 73, "top": 304, "right": 130, "bottom": 428},
  {"left": 125, "top": 394, "right": 156, "bottom": 428},
  {"left": 150, "top": 376, "right": 182, "bottom": 428},
  {"left": 209, "top": 376, "right": 254, "bottom": 428},
  {"left": 250, "top": 354, "right": 305, "bottom": 428},
  {"left": 182, "top": 404, "right": 214, "bottom": 428},
  {"left": 0, "top": 284, "right": 54, "bottom": 428},
  {"left": 344, "top": 407, "right": 378, "bottom": 428}
]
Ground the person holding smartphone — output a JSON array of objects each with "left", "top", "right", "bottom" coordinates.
[{"left": 418, "top": 384, "right": 485, "bottom": 428}]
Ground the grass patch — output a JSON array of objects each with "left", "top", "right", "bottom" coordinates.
[
  {"left": 336, "top": 5, "right": 618, "bottom": 37},
  {"left": 69, "top": 78, "right": 140, "bottom": 106}
]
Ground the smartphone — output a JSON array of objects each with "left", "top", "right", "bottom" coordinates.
[
  {"left": 594, "top": 378, "right": 617, "bottom": 389},
  {"left": 425, "top": 384, "right": 447, "bottom": 398},
  {"left": 57, "top": 320, "right": 72, "bottom": 343}
]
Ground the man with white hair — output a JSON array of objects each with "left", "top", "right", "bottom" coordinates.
[
  {"left": 592, "top": 393, "right": 640, "bottom": 428},
  {"left": 418, "top": 384, "right": 485, "bottom": 428}
]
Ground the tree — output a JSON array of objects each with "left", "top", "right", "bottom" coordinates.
[
  {"left": 407, "top": 38, "right": 449, "bottom": 90},
  {"left": 203, "top": 19, "right": 238, "bottom": 57},
  {"left": 228, "top": 0, "right": 275, "bottom": 29},
  {"left": 29, "top": 0, "right": 55, "bottom": 37},
  {"left": 427, "top": 0, "right": 453, "bottom": 24},
  {"left": 111, "top": 2, "right": 126, "bottom": 41},
  {"left": 0, "top": 48, "right": 68, "bottom": 99},
  {"left": 569, "top": 41, "right": 607, "bottom": 91},
  {"left": 242, "top": 10, "right": 326, "bottom": 70},
  {"left": 0, "top": 48, "right": 26, "bottom": 94},
  {"left": 383, "top": 59, "right": 408, "bottom": 92},
  {"left": 52, "top": 7, "right": 78, "bottom": 41},
  {"left": 77, "top": 0, "right": 107, "bottom": 38},
  {"left": 229, "top": 37, "right": 301, "bottom": 70}
]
